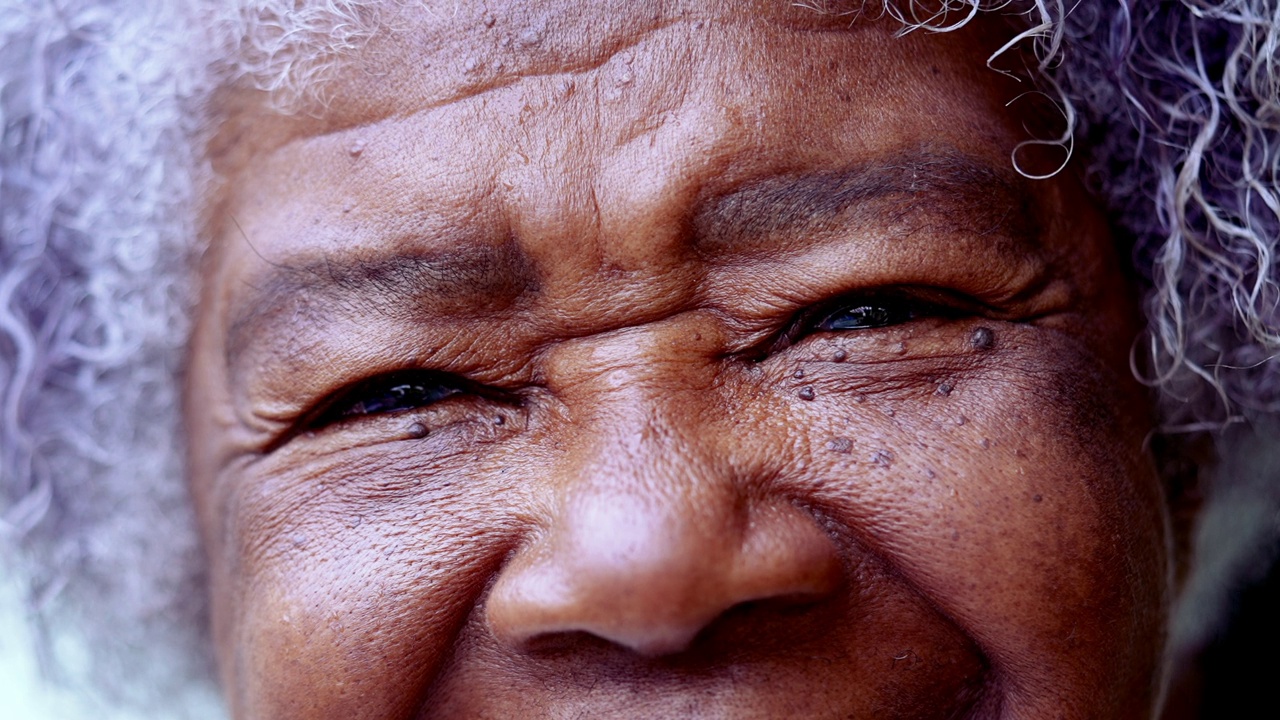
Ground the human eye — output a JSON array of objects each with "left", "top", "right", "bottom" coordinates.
[
  {"left": 812, "top": 296, "right": 921, "bottom": 331},
  {"left": 304, "top": 370, "right": 469, "bottom": 430},
  {"left": 773, "top": 289, "right": 963, "bottom": 351}
]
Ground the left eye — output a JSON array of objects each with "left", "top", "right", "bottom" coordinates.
[
  {"left": 307, "top": 371, "right": 466, "bottom": 429},
  {"left": 814, "top": 297, "right": 919, "bottom": 331}
]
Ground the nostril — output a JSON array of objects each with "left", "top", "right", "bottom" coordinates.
[{"left": 484, "top": 497, "right": 843, "bottom": 659}]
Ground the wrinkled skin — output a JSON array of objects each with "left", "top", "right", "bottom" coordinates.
[{"left": 187, "top": 1, "right": 1172, "bottom": 718}]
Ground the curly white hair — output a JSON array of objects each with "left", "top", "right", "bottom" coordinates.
[{"left": 3, "top": 0, "right": 1279, "bottom": 714}]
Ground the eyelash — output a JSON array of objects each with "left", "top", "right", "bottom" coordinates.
[
  {"left": 776, "top": 290, "right": 961, "bottom": 351},
  {"left": 303, "top": 370, "right": 474, "bottom": 431}
]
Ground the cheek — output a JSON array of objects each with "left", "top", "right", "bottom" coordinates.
[
  {"left": 216, "top": 445, "right": 526, "bottom": 720},
  {"left": 784, "top": 323, "right": 1167, "bottom": 711}
]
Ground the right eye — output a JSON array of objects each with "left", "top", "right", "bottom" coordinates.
[{"left": 305, "top": 370, "right": 467, "bottom": 430}]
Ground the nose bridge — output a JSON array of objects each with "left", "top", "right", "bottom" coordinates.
[
  {"left": 484, "top": 313, "right": 841, "bottom": 656},
  {"left": 549, "top": 309, "right": 744, "bottom": 587}
]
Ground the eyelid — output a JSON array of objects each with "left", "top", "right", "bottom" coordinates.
[
  {"left": 771, "top": 286, "right": 984, "bottom": 353},
  {"left": 260, "top": 369, "right": 513, "bottom": 452},
  {"left": 303, "top": 370, "right": 466, "bottom": 430}
]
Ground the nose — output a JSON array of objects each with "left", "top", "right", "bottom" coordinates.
[
  {"left": 485, "top": 489, "right": 842, "bottom": 656},
  {"left": 484, "top": 321, "right": 842, "bottom": 657}
]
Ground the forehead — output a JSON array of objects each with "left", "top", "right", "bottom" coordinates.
[{"left": 208, "top": 1, "right": 1041, "bottom": 294}]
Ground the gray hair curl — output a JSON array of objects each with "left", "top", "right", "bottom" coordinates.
[{"left": 3, "top": 0, "right": 1279, "bottom": 714}]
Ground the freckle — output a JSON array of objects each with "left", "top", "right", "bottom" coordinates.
[
  {"left": 970, "top": 326, "right": 996, "bottom": 350},
  {"left": 693, "top": 19, "right": 705, "bottom": 30},
  {"left": 951, "top": 530, "right": 960, "bottom": 541},
  {"left": 798, "top": 385, "right": 816, "bottom": 401},
  {"left": 886, "top": 408, "right": 895, "bottom": 417},
  {"left": 833, "top": 349, "right": 847, "bottom": 362},
  {"left": 956, "top": 415, "right": 967, "bottom": 425},
  {"left": 347, "top": 138, "right": 365, "bottom": 158},
  {"left": 871, "top": 449, "right": 893, "bottom": 467},
  {"left": 407, "top": 422, "right": 428, "bottom": 439},
  {"left": 855, "top": 393, "right": 866, "bottom": 403},
  {"left": 826, "top": 437, "right": 853, "bottom": 454},
  {"left": 793, "top": 368, "right": 805, "bottom": 379},
  {"left": 936, "top": 382, "right": 953, "bottom": 396},
  {"left": 1033, "top": 494, "right": 1043, "bottom": 503},
  {"left": 980, "top": 438, "right": 991, "bottom": 449},
  {"left": 926, "top": 468, "right": 937, "bottom": 479}
]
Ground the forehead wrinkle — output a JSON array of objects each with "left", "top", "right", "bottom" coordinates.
[
  {"left": 692, "top": 150, "right": 1043, "bottom": 260},
  {"left": 224, "top": 241, "right": 539, "bottom": 376}
]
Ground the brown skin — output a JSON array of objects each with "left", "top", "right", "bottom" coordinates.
[{"left": 187, "top": 2, "right": 1172, "bottom": 718}]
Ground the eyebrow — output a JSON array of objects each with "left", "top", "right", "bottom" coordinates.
[
  {"left": 224, "top": 150, "right": 1040, "bottom": 373},
  {"left": 692, "top": 151, "right": 1041, "bottom": 257},
  {"left": 225, "top": 241, "right": 538, "bottom": 370}
]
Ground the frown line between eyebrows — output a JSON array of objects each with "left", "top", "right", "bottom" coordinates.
[{"left": 221, "top": 150, "right": 1045, "bottom": 383}]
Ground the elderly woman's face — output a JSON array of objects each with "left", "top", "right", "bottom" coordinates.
[{"left": 187, "top": 2, "right": 1171, "bottom": 717}]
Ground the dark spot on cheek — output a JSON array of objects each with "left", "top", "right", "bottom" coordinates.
[
  {"left": 871, "top": 450, "right": 894, "bottom": 467},
  {"left": 493, "top": 415, "right": 505, "bottom": 426},
  {"left": 970, "top": 326, "right": 996, "bottom": 350},
  {"left": 980, "top": 438, "right": 991, "bottom": 449},
  {"left": 794, "top": 368, "right": 805, "bottom": 379},
  {"left": 1033, "top": 494, "right": 1043, "bottom": 503},
  {"left": 833, "top": 349, "right": 847, "bottom": 362},
  {"left": 936, "top": 382, "right": 953, "bottom": 396},
  {"left": 798, "top": 386, "right": 817, "bottom": 401},
  {"left": 407, "top": 422, "right": 429, "bottom": 439},
  {"left": 826, "top": 437, "right": 853, "bottom": 453}
]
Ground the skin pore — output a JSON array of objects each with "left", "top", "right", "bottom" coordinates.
[{"left": 186, "top": 1, "right": 1172, "bottom": 717}]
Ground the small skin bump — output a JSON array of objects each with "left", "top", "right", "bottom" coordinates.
[
  {"left": 407, "top": 422, "right": 429, "bottom": 439},
  {"left": 798, "top": 386, "right": 817, "bottom": 401},
  {"left": 826, "top": 437, "right": 853, "bottom": 453},
  {"left": 970, "top": 327, "right": 995, "bottom": 350}
]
